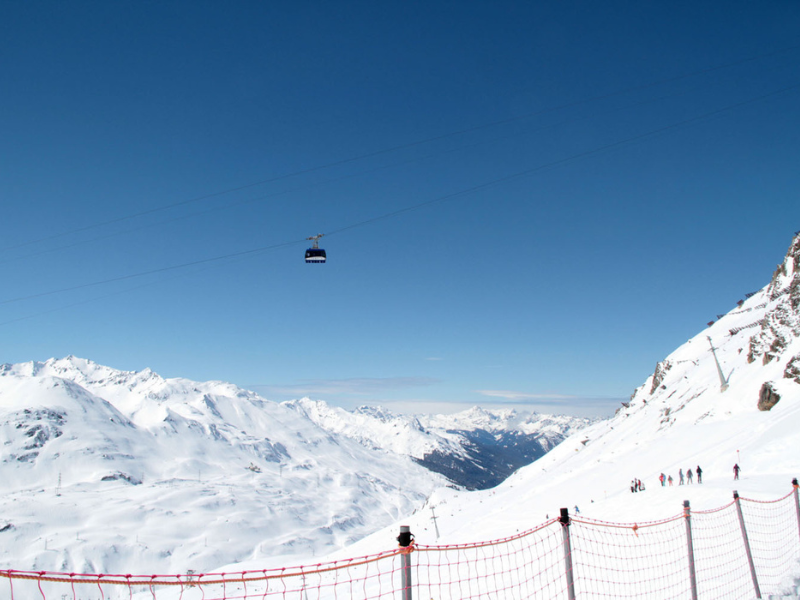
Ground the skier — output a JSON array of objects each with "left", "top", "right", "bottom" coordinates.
[
  {"left": 696, "top": 466, "right": 703, "bottom": 484},
  {"left": 686, "top": 468, "right": 693, "bottom": 484},
  {"left": 679, "top": 468, "right": 684, "bottom": 485},
  {"left": 659, "top": 473, "right": 666, "bottom": 487},
  {"left": 668, "top": 475, "right": 673, "bottom": 486},
  {"left": 733, "top": 464, "right": 740, "bottom": 480}
]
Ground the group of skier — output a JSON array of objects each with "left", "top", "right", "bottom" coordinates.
[
  {"left": 668, "top": 466, "right": 703, "bottom": 485},
  {"left": 673, "top": 466, "right": 703, "bottom": 485},
  {"left": 632, "top": 466, "right": 704, "bottom": 492},
  {"left": 629, "top": 463, "right": 742, "bottom": 494}
]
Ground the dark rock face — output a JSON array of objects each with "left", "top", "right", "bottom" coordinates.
[
  {"left": 413, "top": 430, "right": 553, "bottom": 490},
  {"left": 100, "top": 472, "right": 142, "bottom": 485},
  {"left": 650, "top": 360, "right": 672, "bottom": 395},
  {"left": 3, "top": 408, "right": 65, "bottom": 463},
  {"left": 748, "top": 235, "right": 800, "bottom": 365},
  {"left": 757, "top": 382, "right": 781, "bottom": 411},
  {"left": 784, "top": 353, "right": 800, "bottom": 384}
]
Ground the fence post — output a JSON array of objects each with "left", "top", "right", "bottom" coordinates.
[
  {"left": 683, "top": 500, "right": 699, "bottom": 600},
  {"left": 793, "top": 478, "right": 800, "bottom": 546},
  {"left": 733, "top": 491, "right": 761, "bottom": 598},
  {"left": 560, "top": 507, "right": 576, "bottom": 600},
  {"left": 397, "top": 525, "right": 414, "bottom": 600}
]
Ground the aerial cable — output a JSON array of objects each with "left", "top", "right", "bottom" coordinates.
[
  {"left": 0, "top": 267, "right": 203, "bottom": 327},
  {"left": 325, "top": 81, "right": 800, "bottom": 238},
  {"left": 2, "top": 80, "right": 798, "bottom": 308},
  {"left": 2, "top": 74, "right": 738, "bottom": 266},
  {"left": 0, "top": 238, "right": 305, "bottom": 306},
  {"left": 5, "top": 56, "right": 795, "bottom": 267},
  {"left": 3, "top": 40, "right": 799, "bottom": 254}
]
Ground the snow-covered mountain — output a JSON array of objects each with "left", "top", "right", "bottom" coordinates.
[
  {"left": 284, "top": 399, "right": 591, "bottom": 489},
  {"left": 0, "top": 357, "right": 585, "bottom": 574}
]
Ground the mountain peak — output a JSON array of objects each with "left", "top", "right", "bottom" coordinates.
[
  {"left": 748, "top": 233, "right": 800, "bottom": 367},
  {"left": 767, "top": 231, "right": 800, "bottom": 300}
]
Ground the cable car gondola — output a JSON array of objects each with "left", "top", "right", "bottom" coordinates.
[{"left": 305, "top": 234, "right": 326, "bottom": 264}]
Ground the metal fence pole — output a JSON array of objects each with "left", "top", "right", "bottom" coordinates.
[
  {"left": 733, "top": 491, "right": 761, "bottom": 598},
  {"left": 560, "top": 507, "right": 576, "bottom": 600},
  {"left": 683, "top": 500, "right": 699, "bottom": 600},
  {"left": 397, "top": 525, "right": 414, "bottom": 600},
  {"left": 793, "top": 478, "right": 800, "bottom": 546}
]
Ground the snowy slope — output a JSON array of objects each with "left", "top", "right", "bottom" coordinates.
[{"left": 322, "top": 233, "right": 800, "bottom": 569}]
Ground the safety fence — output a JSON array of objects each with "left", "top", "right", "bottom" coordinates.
[{"left": 3, "top": 481, "right": 800, "bottom": 599}]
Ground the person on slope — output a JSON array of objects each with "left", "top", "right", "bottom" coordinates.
[
  {"left": 686, "top": 468, "right": 693, "bottom": 484},
  {"left": 733, "top": 464, "right": 740, "bottom": 480},
  {"left": 696, "top": 466, "right": 703, "bottom": 484},
  {"left": 668, "top": 475, "right": 674, "bottom": 486},
  {"left": 679, "top": 468, "right": 684, "bottom": 485},
  {"left": 659, "top": 473, "right": 666, "bottom": 487}
]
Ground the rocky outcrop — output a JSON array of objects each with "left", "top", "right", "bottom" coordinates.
[
  {"left": 784, "top": 353, "right": 800, "bottom": 384},
  {"left": 748, "top": 234, "right": 800, "bottom": 365},
  {"left": 757, "top": 381, "right": 781, "bottom": 411},
  {"left": 650, "top": 360, "right": 672, "bottom": 395}
]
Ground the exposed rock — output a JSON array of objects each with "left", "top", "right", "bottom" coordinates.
[
  {"left": 749, "top": 234, "right": 800, "bottom": 364},
  {"left": 100, "top": 472, "right": 142, "bottom": 485},
  {"left": 784, "top": 353, "right": 800, "bottom": 384},
  {"left": 757, "top": 382, "right": 781, "bottom": 411},
  {"left": 650, "top": 360, "right": 672, "bottom": 395},
  {"left": 767, "top": 233, "right": 800, "bottom": 300}
]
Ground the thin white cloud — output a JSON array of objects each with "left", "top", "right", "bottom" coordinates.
[
  {"left": 252, "top": 377, "right": 439, "bottom": 397},
  {"left": 476, "top": 389, "right": 578, "bottom": 401}
]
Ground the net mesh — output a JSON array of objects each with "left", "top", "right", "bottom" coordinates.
[{"left": 2, "top": 487, "right": 799, "bottom": 600}]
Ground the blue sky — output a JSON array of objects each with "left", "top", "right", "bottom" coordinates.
[{"left": 1, "top": 1, "right": 799, "bottom": 417}]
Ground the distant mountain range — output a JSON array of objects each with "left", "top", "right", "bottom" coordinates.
[{"left": 285, "top": 399, "right": 592, "bottom": 489}]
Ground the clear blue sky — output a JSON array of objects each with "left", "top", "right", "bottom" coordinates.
[{"left": 1, "top": 1, "right": 799, "bottom": 417}]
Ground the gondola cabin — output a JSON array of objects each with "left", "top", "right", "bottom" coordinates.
[
  {"left": 305, "top": 234, "right": 326, "bottom": 264},
  {"left": 305, "top": 247, "right": 326, "bottom": 263}
]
